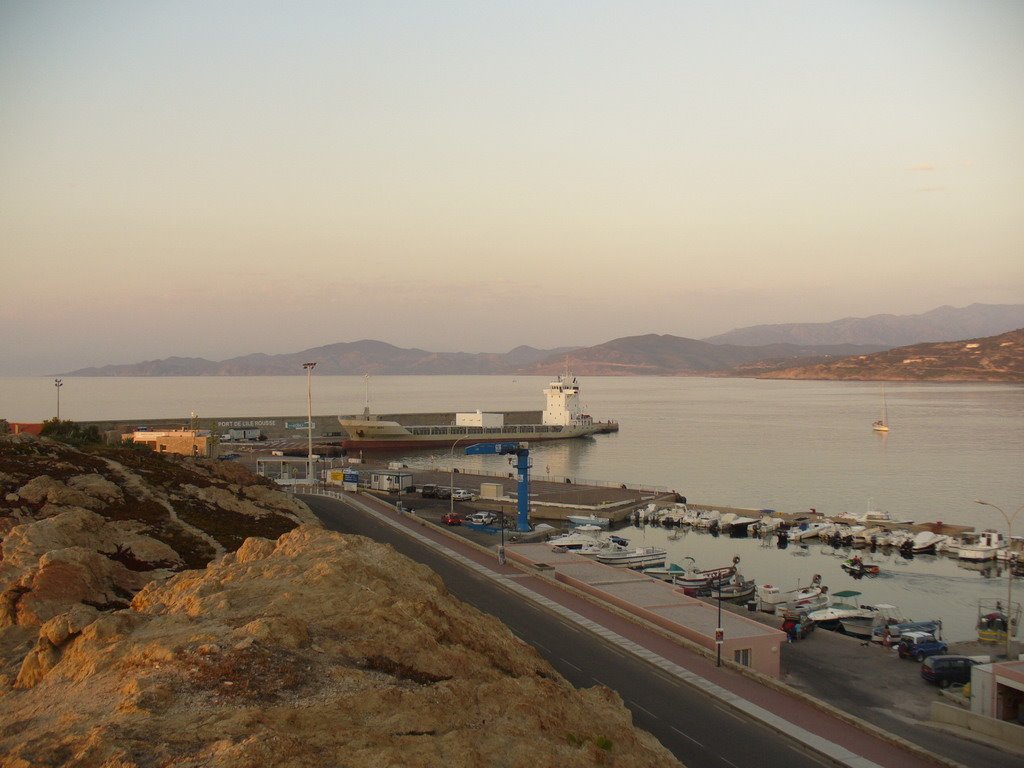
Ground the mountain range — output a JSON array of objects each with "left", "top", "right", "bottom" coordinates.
[{"left": 64, "top": 303, "right": 1024, "bottom": 380}]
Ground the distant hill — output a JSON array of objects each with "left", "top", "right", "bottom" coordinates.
[
  {"left": 757, "top": 328, "right": 1024, "bottom": 382},
  {"left": 64, "top": 303, "right": 1024, "bottom": 380},
  {"left": 703, "top": 303, "right": 1024, "bottom": 347},
  {"left": 519, "top": 334, "right": 883, "bottom": 376},
  {"left": 65, "top": 341, "right": 579, "bottom": 376}
]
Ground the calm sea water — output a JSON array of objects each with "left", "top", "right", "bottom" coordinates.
[{"left": 4, "top": 375, "right": 1022, "bottom": 640}]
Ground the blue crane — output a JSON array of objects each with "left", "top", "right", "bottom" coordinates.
[{"left": 463, "top": 441, "right": 531, "bottom": 532}]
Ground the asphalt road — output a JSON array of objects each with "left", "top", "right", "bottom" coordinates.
[{"left": 306, "top": 493, "right": 842, "bottom": 768}]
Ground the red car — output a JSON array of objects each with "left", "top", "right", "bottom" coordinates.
[{"left": 442, "top": 512, "right": 463, "bottom": 526}]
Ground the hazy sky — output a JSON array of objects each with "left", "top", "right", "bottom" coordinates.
[{"left": 2, "top": 1, "right": 1022, "bottom": 374}]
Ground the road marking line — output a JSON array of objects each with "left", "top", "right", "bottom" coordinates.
[
  {"left": 670, "top": 726, "right": 702, "bottom": 747},
  {"left": 628, "top": 701, "right": 657, "bottom": 719}
]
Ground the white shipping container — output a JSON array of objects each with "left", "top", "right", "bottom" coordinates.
[{"left": 456, "top": 410, "right": 504, "bottom": 428}]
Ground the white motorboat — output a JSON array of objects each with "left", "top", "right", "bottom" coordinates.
[
  {"left": 851, "top": 526, "right": 883, "bottom": 548},
  {"left": 957, "top": 530, "right": 1008, "bottom": 562},
  {"left": 757, "top": 575, "right": 827, "bottom": 614},
  {"left": 807, "top": 590, "right": 871, "bottom": 631},
  {"left": 567, "top": 514, "right": 610, "bottom": 529},
  {"left": 576, "top": 539, "right": 628, "bottom": 557},
  {"left": 596, "top": 546, "right": 667, "bottom": 569},
  {"left": 911, "top": 530, "right": 949, "bottom": 554},
  {"left": 787, "top": 521, "right": 833, "bottom": 541},
  {"left": 693, "top": 510, "right": 722, "bottom": 529},
  {"left": 548, "top": 531, "right": 600, "bottom": 551}
]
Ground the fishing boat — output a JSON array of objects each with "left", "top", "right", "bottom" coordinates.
[
  {"left": 709, "top": 574, "right": 756, "bottom": 601},
  {"left": 873, "top": 385, "right": 890, "bottom": 432},
  {"left": 595, "top": 546, "right": 667, "bottom": 569},
  {"left": 671, "top": 556, "right": 740, "bottom": 594},
  {"left": 641, "top": 562, "right": 690, "bottom": 581},
  {"left": 957, "top": 530, "right": 1008, "bottom": 562}
]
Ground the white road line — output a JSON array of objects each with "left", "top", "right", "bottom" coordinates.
[
  {"left": 560, "top": 659, "right": 582, "bottom": 671},
  {"left": 670, "top": 726, "right": 703, "bottom": 747},
  {"left": 628, "top": 701, "right": 657, "bottom": 719},
  {"left": 720, "top": 758, "right": 738, "bottom": 768}
]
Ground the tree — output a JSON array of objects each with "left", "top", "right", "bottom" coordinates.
[{"left": 40, "top": 418, "right": 102, "bottom": 446}]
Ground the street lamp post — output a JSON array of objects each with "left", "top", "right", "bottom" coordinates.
[
  {"left": 975, "top": 500, "right": 1023, "bottom": 660},
  {"left": 716, "top": 586, "right": 723, "bottom": 668},
  {"left": 498, "top": 512, "right": 506, "bottom": 565},
  {"left": 54, "top": 378, "right": 63, "bottom": 420},
  {"left": 302, "top": 362, "right": 317, "bottom": 484},
  {"left": 449, "top": 435, "right": 475, "bottom": 518}
]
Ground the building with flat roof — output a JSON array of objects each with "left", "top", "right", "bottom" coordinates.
[{"left": 125, "top": 429, "right": 212, "bottom": 457}]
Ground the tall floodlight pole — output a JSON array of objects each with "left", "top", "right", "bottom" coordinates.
[
  {"left": 54, "top": 378, "right": 63, "bottom": 420},
  {"left": 975, "top": 500, "right": 1023, "bottom": 660},
  {"left": 449, "top": 435, "right": 475, "bottom": 518},
  {"left": 303, "top": 362, "right": 317, "bottom": 484}
]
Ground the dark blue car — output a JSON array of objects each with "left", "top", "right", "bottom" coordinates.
[{"left": 897, "top": 631, "right": 947, "bottom": 661}]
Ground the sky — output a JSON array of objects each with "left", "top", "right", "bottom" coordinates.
[{"left": 1, "top": 1, "right": 1022, "bottom": 375}]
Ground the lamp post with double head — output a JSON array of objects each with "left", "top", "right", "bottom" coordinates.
[
  {"left": 54, "top": 378, "right": 63, "bottom": 421},
  {"left": 975, "top": 500, "right": 1023, "bottom": 660},
  {"left": 449, "top": 435, "right": 476, "bottom": 518},
  {"left": 302, "top": 362, "right": 317, "bottom": 484}
]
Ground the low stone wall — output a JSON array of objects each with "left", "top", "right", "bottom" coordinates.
[{"left": 930, "top": 701, "right": 1024, "bottom": 750}]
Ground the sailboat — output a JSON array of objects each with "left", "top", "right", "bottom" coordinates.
[{"left": 872, "top": 385, "right": 890, "bottom": 432}]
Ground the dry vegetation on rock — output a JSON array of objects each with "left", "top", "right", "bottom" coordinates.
[{"left": 0, "top": 435, "right": 680, "bottom": 767}]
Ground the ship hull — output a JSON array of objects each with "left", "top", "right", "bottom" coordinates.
[{"left": 339, "top": 422, "right": 617, "bottom": 451}]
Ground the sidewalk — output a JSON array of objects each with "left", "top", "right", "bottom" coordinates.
[{"left": 302, "top": 487, "right": 953, "bottom": 768}]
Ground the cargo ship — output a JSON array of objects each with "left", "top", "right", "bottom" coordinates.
[{"left": 336, "top": 375, "right": 618, "bottom": 451}]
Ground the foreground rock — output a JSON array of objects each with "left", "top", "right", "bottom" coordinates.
[
  {"left": 1, "top": 526, "right": 679, "bottom": 767},
  {"left": 0, "top": 434, "right": 679, "bottom": 766}
]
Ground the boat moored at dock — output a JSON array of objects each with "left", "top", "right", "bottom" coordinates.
[{"left": 337, "top": 374, "right": 617, "bottom": 450}]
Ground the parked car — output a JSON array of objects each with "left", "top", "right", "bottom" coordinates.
[
  {"left": 897, "top": 631, "right": 948, "bottom": 661},
  {"left": 451, "top": 489, "right": 475, "bottom": 501},
  {"left": 434, "top": 486, "right": 452, "bottom": 500},
  {"left": 442, "top": 512, "right": 463, "bottom": 526},
  {"left": 420, "top": 484, "right": 439, "bottom": 498},
  {"left": 920, "top": 655, "right": 980, "bottom": 688},
  {"left": 466, "top": 511, "right": 497, "bottom": 526},
  {"left": 217, "top": 453, "right": 240, "bottom": 461}
]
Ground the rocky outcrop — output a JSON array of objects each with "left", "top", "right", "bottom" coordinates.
[
  {"left": 1, "top": 527, "right": 680, "bottom": 767},
  {"left": 0, "top": 434, "right": 680, "bottom": 767}
]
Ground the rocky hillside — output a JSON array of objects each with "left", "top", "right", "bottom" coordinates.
[
  {"left": 704, "top": 303, "right": 1024, "bottom": 347},
  {"left": 757, "top": 327, "right": 1024, "bottom": 382},
  {"left": 0, "top": 435, "right": 678, "bottom": 767}
]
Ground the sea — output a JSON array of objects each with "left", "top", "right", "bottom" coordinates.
[{"left": 3, "top": 375, "right": 1023, "bottom": 641}]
